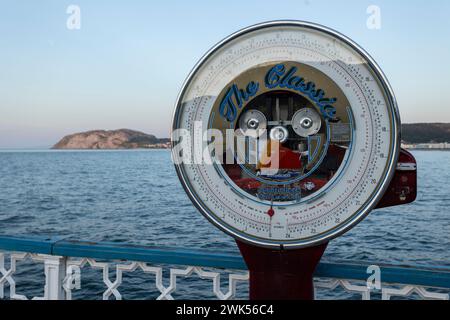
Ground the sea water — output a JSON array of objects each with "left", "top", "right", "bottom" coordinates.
[{"left": 0, "top": 150, "right": 449, "bottom": 299}]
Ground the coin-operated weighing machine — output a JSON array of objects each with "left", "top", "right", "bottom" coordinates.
[{"left": 172, "top": 21, "right": 417, "bottom": 300}]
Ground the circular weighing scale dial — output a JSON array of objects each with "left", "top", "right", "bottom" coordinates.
[{"left": 172, "top": 21, "right": 400, "bottom": 249}]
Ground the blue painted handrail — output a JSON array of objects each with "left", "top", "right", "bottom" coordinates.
[{"left": 0, "top": 235, "right": 449, "bottom": 289}]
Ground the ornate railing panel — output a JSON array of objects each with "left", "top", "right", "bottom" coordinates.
[{"left": 1, "top": 235, "right": 449, "bottom": 300}]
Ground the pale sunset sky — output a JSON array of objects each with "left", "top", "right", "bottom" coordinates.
[{"left": 0, "top": 0, "right": 449, "bottom": 148}]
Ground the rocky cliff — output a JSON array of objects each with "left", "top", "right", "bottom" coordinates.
[{"left": 52, "top": 129, "right": 170, "bottom": 149}]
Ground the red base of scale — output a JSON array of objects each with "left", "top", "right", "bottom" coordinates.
[{"left": 236, "top": 240, "right": 328, "bottom": 300}]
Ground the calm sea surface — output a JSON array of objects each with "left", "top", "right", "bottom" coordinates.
[{"left": 0, "top": 150, "right": 449, "bottom": 299}]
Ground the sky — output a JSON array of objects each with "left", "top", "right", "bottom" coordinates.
[{"left": 0, "top": 0, "right": 449, "bottom": 148}]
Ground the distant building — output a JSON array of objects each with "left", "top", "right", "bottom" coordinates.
[
  {"left": 143, "top": 142, "right": 171, "bottom": 149},
  {"left": 401, "top": 142, "right": 450, "bottom": 150}
]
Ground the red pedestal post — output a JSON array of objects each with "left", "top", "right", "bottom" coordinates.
[{"left": 236, "top": 240, "right": 328, "bottom": 300}]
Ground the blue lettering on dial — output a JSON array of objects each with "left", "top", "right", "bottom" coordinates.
[
  {"left": 264, "top": 64, "right": 337, "bottom": 120},
  {"left": 219, "top": 81, "right": 259, "bottom": 122}
]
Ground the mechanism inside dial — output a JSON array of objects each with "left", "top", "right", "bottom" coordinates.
[{"left": 220, "top": 89, "right": 351, "bottom": 203}]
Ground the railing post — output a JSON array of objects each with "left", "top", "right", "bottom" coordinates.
[{"left": 42, "top": 255, "right": 66, "bottom": 300}]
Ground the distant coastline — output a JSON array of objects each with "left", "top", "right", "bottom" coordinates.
[
  {"left": 52, "top": 129, "right": 170, "bottom": 150},
  {"left": 401, "top": 123, "right": 450, "bottom": 150},
  {"left": 401, "top": 143, "right": 450, "bottom": 150},
  {"left": 50, "top": 123, "right": 450, "bottom": 150}
]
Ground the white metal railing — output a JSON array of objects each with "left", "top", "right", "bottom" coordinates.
[
  {"left": 1, "top": 236, "right": 449, "bottom": 300},
  {"left": 1, "top": 251, "right": 449, "bottom": 300}
]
